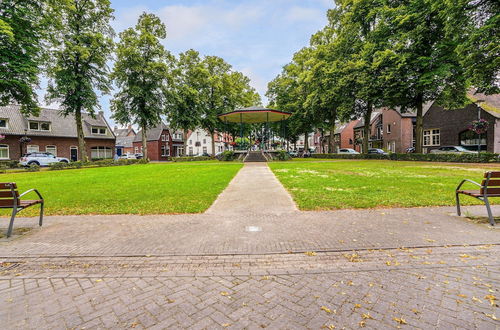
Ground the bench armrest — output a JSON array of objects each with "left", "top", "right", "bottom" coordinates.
[
  {"left": 19, "top": 189, "right": 43, "bottom": 200},
  {"left": 456, "top": 179, "right": 481, "bottom": 191}
]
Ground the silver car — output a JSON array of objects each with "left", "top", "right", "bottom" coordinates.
[
  {"left": 338, "top": 148, "right": 360, "bottom": 154},
  {"left": 20, "top": 152, "right": 70, "bottom": 167},
  {"left": 429, "top": 146, "right": 477, "bottom": 154}
]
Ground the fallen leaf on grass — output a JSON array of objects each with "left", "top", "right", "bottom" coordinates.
[
  {"left": 359, "top": 320, "right": 366, "bottom": 327},
  {"left": 222, "top": 323, "right": 231, "bottom": 327},
  {"left": 485, "top": 295, "right": 497, "bottom": 306},
  {"left": 411, "top": 309, "right": 420, "bottom": 314},
  {"left": 393, "top": 317, "right": 407, "bottom": 325},
  {"left": 425, "top": 239, "right": 436, "bottom": 243},
  {"left": 166, "top": 298, "right": 175, "bottom": 304},
  {"left": 484, "top": 313, "right": 498, "bottom": 321},
  {"left": 220, "top": 291, "right": 230, "bottom": 296},
  {"left": 354, "top": 304, "right": 361, "bottom": 309},
  {"left": 305, "top": 251, "right": 317, "bottom": 256},
  {"left": 472, "top": 297, "right": 482, "bottom": 303},
  {"left": 362, "top": 313, "right": 373, "bottom": 320}
]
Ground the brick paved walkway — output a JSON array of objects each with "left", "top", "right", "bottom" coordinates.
[{"left": 0, "top": 163, "right": 499, "bottom": 329}]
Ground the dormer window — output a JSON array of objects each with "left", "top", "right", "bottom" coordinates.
[
  {"left": 29, "top": 121, "right": 51, "bottom": 131},
  {"left": 0, "top": 119, "right": 7, "bottom": 128},
  {"left": 91, "top": 127, "right": 107, "bottom": 135}
]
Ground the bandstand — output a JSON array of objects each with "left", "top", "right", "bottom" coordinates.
[{"left": 218, "top": 106, "right": 291, "bottom": 162}]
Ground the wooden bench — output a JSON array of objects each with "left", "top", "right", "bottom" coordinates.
[
  {"left": 0, "top": 183, "right": 44, "bottom": 237},
  {"left": 456, "top": 171, "right": 500, "bottom": 226}
]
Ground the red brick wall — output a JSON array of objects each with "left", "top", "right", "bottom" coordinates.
[
  {"left": 132, "top": 129, "right": 172, "bottom": 161},
  {"left": 0, "top": 135, "right": 115, "bottom": 160},
  {"left": 339, "top": 120, "right": 359, "bottom": 149}
]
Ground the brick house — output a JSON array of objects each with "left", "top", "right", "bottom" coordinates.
[
  {"left": 382, "top": 108, "right": 416, "bottom": 153},
  {"left": 0, "top": 104, "right": 115, "bottom": 161},
  {"left": 353, "top": 111, "right": 382, "bottom": 153},
  {"left": 333, "top": 120, "right": 360, "bottom": 152},
  {"left": 114, "top": 125, "right": 136, "bottom": 156},
  {"left": 133, "top": 123, "right": 184, "bottom": 161},
  {"left": 423, "top": 93, "right": 500, "bottom": 153}
]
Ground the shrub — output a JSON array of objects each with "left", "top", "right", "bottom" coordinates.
[
  {"left": 219, "top": 150, "right": 236, "bottom": 161},
  {"left": 310, "top": 152, "right": 500, "bottom": 163},
  {"left": 25, "top": 164, "right": 40, "bottom": 172},
  {"left": 275, "top": 150, "right": 291, "bottom": 161},
  {"left": 0, "top": 165, "right": 6, "bottom": 174},
  {"left": 172, "top": 156, "right": 212, "bottom": 162},
  {"left": 0, "top": 160, "right": 20, "bottom": 169},
  {"left": 49, "top": 162, "right": 69, "bottom": 170}
]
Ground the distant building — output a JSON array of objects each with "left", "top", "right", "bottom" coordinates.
[
  {"left": 186, "top": 128, "right": 232, "bottom": 156},
  {"left": 114, "top": 125, "right": 136, "bottom": 156},
  {"left": 423, "top": 93, "right": 500, "bottom": 153},
  {"left": 333, "top": 120, "right": 360, "bottom": 152},
  {"left": 0, "top": 104, "right": 115, "bottom": 161},
  {"left": 133, "top": 123, "right": 184, "bottom": 161}
]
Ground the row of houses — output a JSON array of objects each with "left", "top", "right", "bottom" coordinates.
[
  {"left": 0, "top": 104, "right": 233, "bottom": 162},
  {"left": 300, "top": 92, "right": 500, "bottom": 154}
]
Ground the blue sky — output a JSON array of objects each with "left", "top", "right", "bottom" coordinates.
[{"left": 44, "top": 0, "right": 333, "bottom": 125}]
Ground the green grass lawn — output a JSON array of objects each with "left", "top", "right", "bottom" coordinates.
[
  {"left": 1, "top": 162, "right": 242, "bottom": 216},
  {"left": 269, "top": 160, "right": 500, "bottom": 210}
]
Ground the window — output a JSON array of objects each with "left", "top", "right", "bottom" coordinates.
[
  {"left": 27, "top": 145, "right": 39, "bottom": 153},
  {"left": 0, "top": 119, "right": 8, "bottom": 128},
  {"left": 46, "top": 145, "right": 57, "bottom": 156},
  {"left": 161, "top": 145, "right": 170, "bottom": 156},
  {"left": 134, "top": 147, "right": 139, "bottom": 154},
  {"left": 203, "top": 146, "right": 207, "bottom": 154},
  {"left": 0, "top": 145, "right": 9, "bottom": 159},
  {"left": 423, "top": 129, "right": 440, "bottom": 146},
  {"left": 189, "top": 140, "right": 193, "bottom": 145},
  {"left": 161, "top": 134, "right": 166, "bottom": 141},
  {"left": 189, "top": 147, "right": 193, "bottom": 155},
  {"left": 387, "top": 124, "right": 391, "bottom": 134},
  {"left": 91, "top": 146, "right": 112, "bottom": 159},
  {"left": 29, "top": 121, "right": 50, "bottom": 131},
  {"left": 91, "top": 127, "right": 107, "bottom": 135},
  {"left": 203, "top": 139, "right": 206, "bottom": 144}
]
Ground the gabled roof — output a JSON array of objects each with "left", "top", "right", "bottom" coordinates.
[
  {"left": 134, "top": 123, "right": 171, "bottom": 142},
  {"left": 116, "top": 136, "right": 135, "bottom": 148},
  {"left": 354, "top": 111, "right": 382, "bottom": 129},
  {"left": 0, "top": 104, "right": 115, "bottom": 139},
  {"left": 114, "top": 127, "right": 136, "bottom": 137},
  {"left": 467, "top": 92, "right": 500, "bottom": 119}
]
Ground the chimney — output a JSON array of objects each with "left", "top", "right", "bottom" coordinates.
[
  {"left": 127, "top": 124, "right": 132, "bottom": 130},
  {"left": 98, "top": 111, "right": 104, "bottom": 117}
]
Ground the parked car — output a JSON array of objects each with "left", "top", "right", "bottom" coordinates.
[
  {"left": 20, "top": 152, "right": 70, "bottom": 167},
  {"left": 134, "top": 153, "right": 143, "bottom": 159},
  {"left": 338, "top": 148, "right": 360, "bottom": 154},
  {"left": 288, "top": 151, "right": 299, "bottom": 157},
  {"left": 119, "top": 153, "right": 137, "bottom": 160},
  {"left": 429, "top": 146, "right": 477, "bottom": 154},
  {"left": 368, "top": 148, "right": 388, "bottom": 155},
  {"left": 406, "top": 147, "right": 415, "bottom": 153}
]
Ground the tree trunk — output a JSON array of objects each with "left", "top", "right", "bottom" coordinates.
[
  {"left": 415, "top": 93, "right": 424, "bottom": 154},
  {"left": 320, "top": 130, "right": 324, "bottom": 154},
  {"left": 363, "top": 102, "right": 373, "bottom": 154},
  {"left": 141, "top": 125, "right": 148, "bottom": 160},
  {"left": 75, "top": 109, "right": 88, "bottom": 162},
  {"left": 329, "top": 124, "right": 336, "bottom": 154},
  {"left": 211, "top": 130, "right": 216, "bottom": 157},
  {"left": 304, "top": 132, "right": 309, "bottom": 153},
  {"left": 183, "top": 130, "right": 188, "bottom": 156}
]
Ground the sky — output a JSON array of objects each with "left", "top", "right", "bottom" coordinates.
[{"left": 43, "top": 0, "right": 333, "bottom": 126}]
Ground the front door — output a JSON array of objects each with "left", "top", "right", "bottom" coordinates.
[
  {"left": 70, "top": 147, "right": 78, "bottom": 161},
  {"left": 116, "top": 147, "right": 123, "bottom": 156}
]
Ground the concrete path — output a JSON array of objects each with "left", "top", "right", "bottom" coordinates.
[{"left": 206, "top": 163, "right": 297, "bottom": 216}]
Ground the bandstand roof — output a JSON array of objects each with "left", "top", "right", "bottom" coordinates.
[{"left": 218, "top": 106, "right": 291, "bottom": 124}]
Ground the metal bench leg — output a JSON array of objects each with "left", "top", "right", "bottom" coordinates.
[
  {"left": 456, "top": 193, "right": 461, "bottom": 216},
  {"left": 484, "top": 197, "right": 495, "bottom": 226},
  {"left": 39, "top": 202, "right": 44, "bottom": 227},
  {"left": 6, "top": 208, "right": 17, "bottom": 238}
]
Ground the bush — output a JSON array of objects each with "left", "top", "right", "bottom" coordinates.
[
  {"left": 49, "top": 162, "right": 69, "bottom": 170},
  {"left": 172, "top": 156, "right": 212, "bottom": 162},
  {"left": 0, "top": 160, "right": 20, "bottom": 169},
  {"left": 0, "top": 165, "right": 6, "bottom": 174},
  {"left": 275, "top": 150, "right": 291, "bottom": 161},
  {"left": 25, "top": 164, "right": 40, "bottom": 172},
  {"left": 311, "top": 152, "right": 500, "bottom": 163},
  {"left": 218, "top": 150, "right": 236, "bottom": 161}
]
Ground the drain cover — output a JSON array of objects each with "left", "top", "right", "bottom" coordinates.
[{"left": 245, "top": 226, "right": 262, "bottom": 232}]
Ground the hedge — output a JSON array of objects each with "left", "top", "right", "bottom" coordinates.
[
  {"left": 48, "top": 158, "right": 148, "bottom": 171},
  {"left": 310, "top": 152, "right": 500, "bottom": 163},
  {"left": 171, "top": 156, "right": 213, "bottom": 162}
]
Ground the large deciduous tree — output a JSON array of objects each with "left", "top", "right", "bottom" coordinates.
[
  {"left": 46, "top": 0, "right": 114, "bottom": 161},
  {"left": 111, "top": 13, "right": 173, "bottom": 160},
  {"left": 0, "top": 0, "right": 51, "bottom": 114}
]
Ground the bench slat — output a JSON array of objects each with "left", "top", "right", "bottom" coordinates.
[
  {"left": 0, "top": 199, "right": 17, "bottom": 207},
  {"left": 0, "top": 191, "right": 19, "bottom": 198},
  {"left": 0, "top": 183, "right": 16, "bottom": 189},
  {"left": 485, "top": 172, "right": 500, "bottom": 178},
  {"left": 482, "top": 188, "right": 500, "bottom": 195},
  {"left": 482, "top": 180, "right": 500, "bottom": 186}
]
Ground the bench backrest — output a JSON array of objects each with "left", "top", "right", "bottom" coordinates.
[
  {"left": 0, "top": 183, "right": 19, "bottom": 207},
  {"left": 482, "top": 172, "right": 500, "bottom": 195}
]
